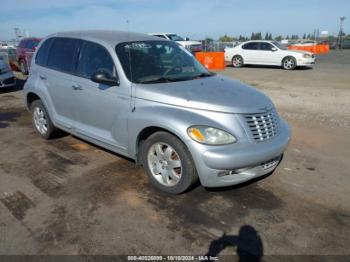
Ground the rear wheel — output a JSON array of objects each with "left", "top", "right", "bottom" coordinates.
[
  {"left": 31, "top": 100, "right": 57, "bottom": 139},
  {"left": 282, "top": 56, "right": 297, "bottom": 70},
  {"left": 141, "top": 131, "right": 198, "bottom": 194},
  {"left": 232, "top": 55, "right": 244, "bottom": 68},
  {"left": 19, "top": 60, "right": 28, "bottom": 75}
]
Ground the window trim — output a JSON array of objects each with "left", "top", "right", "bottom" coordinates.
[
  {"left": 259, "top": 42, "right": 274, "bottom": 51},
  {"left": 75, "top": 39, "right": 119, "bottom": 81},
  {"left": 44, "top": 37, "right": 82, "bottom": 75},
  {"left": 35, "top": 38, "right": 54, "bottom": 67},
  {"left": 242, "top": 42, "right": 259, "bottom": 50}
]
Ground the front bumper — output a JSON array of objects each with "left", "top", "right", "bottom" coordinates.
[
  {"left": 297, "top": 57, "right": 316, "bottom": 66},
  {"left": 0, "top": 72, "right": 16, "bottom": 88},
  {"left": 189, "top": 119, "right": 291, "bottom": 187}
]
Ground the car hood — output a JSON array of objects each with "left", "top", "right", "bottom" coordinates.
[
  {"left": 176, "top": 40, "right": 202, "bottom": 46},
  {"left": 135, "top": 75, "right": 274, "bottom": 114},
  {"left": 286, "top": 49, "right": 313, "bottom": 56}
]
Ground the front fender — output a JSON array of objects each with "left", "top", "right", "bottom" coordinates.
[{"left": 127, "top": 98, "right": 247, "bottom": 159}]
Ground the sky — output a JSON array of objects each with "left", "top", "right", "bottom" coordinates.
[{"left": 0, "top": 0, "right": 349, "bottom": 40}]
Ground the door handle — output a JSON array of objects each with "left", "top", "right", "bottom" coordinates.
[
  {"left": 71, "top": 85, "right": 83, "bottom": 90},
  {"left": 39, "top": 75, "right": 47, "bottom": 80}
]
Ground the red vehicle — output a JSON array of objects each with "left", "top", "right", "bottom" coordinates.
[{"left": 16, "top": 37, "right": 42, "bottom": 74}]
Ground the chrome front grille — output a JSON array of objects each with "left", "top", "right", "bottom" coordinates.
[{"left": 244, "top": 110, "right": 280, "bottom": 142}]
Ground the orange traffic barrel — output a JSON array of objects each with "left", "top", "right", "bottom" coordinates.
[
  {"left": 195, "top": 52, "right": 225, "bottom": 70},
  {"left": 288, "top": 44, "right": 330, "bottom": 54}
]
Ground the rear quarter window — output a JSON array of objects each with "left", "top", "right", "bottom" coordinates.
[
  {"left": 35, "top": 38, "right": 54, "bottom": 67},
  {"left": 46, "top": 38, "right": 81, "bottom": 74}
]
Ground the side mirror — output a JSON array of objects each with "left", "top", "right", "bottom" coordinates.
[
  {"left": 271, "top": 47, "right": 278, "bottom": 52},
  {"left": 91, "top": 70, "right": 119, "bottom": 86},
  {"left": 185, "top": 37, "right": 190, "bottom": 41}
]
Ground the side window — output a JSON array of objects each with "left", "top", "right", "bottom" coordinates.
[
  {"left": 47, "top": 38, "right": 81, "bottom": 73},
  {"left": 77, "top": 41, "right": 116, "bottom": 79},
  {"left": 19, "top": 40, "right": 26, "bottom": 48},
  {"left": 35, "top": 38, "right": 53, "bottom": 66},
  {"left": 260, "top": 42, "right": 273, "bottom": 51},
  {"left": 242, "top": 42, "right": 259, "bottom": 50},
  {"left": 26, "top": 40, "right": 40, "bottom": 50}
]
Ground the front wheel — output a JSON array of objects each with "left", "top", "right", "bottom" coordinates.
[
  {"left": 282, "top": 57, "right": 297, "bottom": 70},
  {"left": 141, "top": 132, "right": 198, "bottom": 194}
]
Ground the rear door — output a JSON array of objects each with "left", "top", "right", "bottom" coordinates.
[
  {"left": 43, "top": 37, "right": 82, "bottom": 128},
  {"left": 70, "top": 40, "right": 130, "bottom": 152},
  {"left": 241, "top": 42, "right": 260, "bottom": 64}
]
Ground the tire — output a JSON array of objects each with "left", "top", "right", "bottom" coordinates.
[
  {"left": 232, "top": 55, "right": 244, "bottom": 68},
  {"left": 30, "top": 100, "right": 57, "bottom": 139},
  {"left": 141, "top": 131, "right": 198, "bottom": 194},
  {"left": 19, "top": 60, "right": 28, "bottom": 75},
  {"left": 282, "top": 56, "right": 297, "bottom": 70}
]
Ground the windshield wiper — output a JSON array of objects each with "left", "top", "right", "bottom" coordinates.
[
  {"left": 138, "top": 77, "right": 177, "bottom": 84},
  {"left": 191, "top": 72, "right": 216, "bottom": 79},
  {"left": 138, "top": 72, "right": 216, "bottom": 84},
  {"left": 138, "top": 76, "right": 194, "bottom": 84}
]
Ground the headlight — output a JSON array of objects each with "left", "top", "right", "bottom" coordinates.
[
  {"left": 303, "top": 53, "right": 312, "bottom": 58},
  {"left": 187, "top": 126, "right": 237, "bottom": 145}
]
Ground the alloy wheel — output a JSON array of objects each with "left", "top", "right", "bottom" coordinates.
[
  {"left": 283, "top": 58, "right": 295, "bottom": 70},
  {"left": 232, "top": 56, "right": 243, "bottom": 67},
  {"left": 147, "top": 142, "right": 182, "bottom": 187},
  {"left": 33, "top": 107, "right": 48, "bottom": 135}
]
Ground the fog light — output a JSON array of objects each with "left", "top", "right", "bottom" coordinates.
[
  {"left": 218, "top": 170, "right": 237, "bottom": 177},
  {"left": 218, "top": 167, "right": 251, "bottom": 177}
]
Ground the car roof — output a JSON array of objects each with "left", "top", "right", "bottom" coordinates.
[
  {"left": 20, "top": 37, "right": 42, "bottom": 41},
  {"left": 243, "top": 40, "right": 274, "bottom": 43},
  {"left": 48, "top": 30, "right": 163, "bottom": 48},
  {"left": 149, "top": 33, "right": 175, "bottom": 35}
]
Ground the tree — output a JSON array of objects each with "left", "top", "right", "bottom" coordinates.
[
  {"left": 251, "top": 32, "right": 255, "bottom": 40},
  {"left": 205, "top": 37, "right": 214, "bottom": 43},
  {"left": 219, "top": 34, "right": 234, "bottom": 42},
  {"left": 265, "top": 32, "right": 269, "bottom": 40},
  {"left": 268, "top": 33, "right": 273, "bottom": 40},
  {"left": 303, "top": 34, "right": 306, "bottom": 39},
  {"left": 275, "top": 35, "right": 282, "bottom": 41},
  {"left": 286, "top": 35, "right": 290, "bottom": 40},
  {"left": 239, "top": 35, "right": 247, "bottom": 41},
  {"left": 257, "top": 32, "right": 262, "bottom": 40}
]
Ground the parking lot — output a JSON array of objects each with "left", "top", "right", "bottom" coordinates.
[{"left": 0, "top": 50, "right": 349, "bottom": 256}]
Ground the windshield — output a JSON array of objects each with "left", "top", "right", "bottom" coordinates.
[
  {"left": 166, "top": 34, "right": 185, "bottom": 41},
  {"left": 272, "top": 41, "right": 287, "bottom": 50},
  {"left": 116, "top": 41, "right": 212, "bottom": 84}
]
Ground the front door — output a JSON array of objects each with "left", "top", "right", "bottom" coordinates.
[{"left": 70, "top": 41, "right": 131, "bottom": 152}]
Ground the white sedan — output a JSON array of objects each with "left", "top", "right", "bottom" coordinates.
[{"left": 225, "top": 40, "right": 315, "bottom": 70}]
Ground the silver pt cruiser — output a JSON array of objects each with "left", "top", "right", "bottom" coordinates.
[{"left": 23, "top": 30, "right": 291, "bottom": 194}]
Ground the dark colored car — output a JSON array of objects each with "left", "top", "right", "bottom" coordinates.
[{"left": 16, "top": 37, "right": 42, "bottom": 74}]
